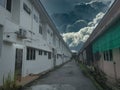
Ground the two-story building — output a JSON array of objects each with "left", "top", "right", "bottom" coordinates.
[{"left": 0, "top": 0, "right": 72, "bottom": 85}]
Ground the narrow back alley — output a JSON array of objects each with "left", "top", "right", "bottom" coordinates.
[
  {"left": 23, "top": 61, "right": 98, "bottom": 90},
  {"left": 1, "top": 0, "right": 120, "bottom": 90}
]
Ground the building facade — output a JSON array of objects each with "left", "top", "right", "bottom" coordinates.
[
  {"left": 79, "top": 0, "right": 120, "bottom": 82},
  {"left": 0, "top": 0, "right": 72, "bottom": 85}
]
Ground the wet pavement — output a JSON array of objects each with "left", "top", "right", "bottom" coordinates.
[{"left": 23, "top": 61, "right": 98, "bottom": 90}]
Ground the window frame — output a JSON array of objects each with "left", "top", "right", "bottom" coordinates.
[
  {"left": 39, "top": 25, "right": 42, "bottom": 34},
  {"left": 23, "top": 3, "right": 31, "bottom": 15},
  {"left": 48, "top": 52, "right": 51, "bottom": 59},
  {"left": 57, "top": 54, "right": 59, "bottom": 59},
  {"left": 0, "top": 0, "right": 12, "bottom": 12},
  {"left": 44, "top": 51, "right": 47, "bottom": 55},
  {"left": 109, "top": 50, "right": 113, "bottom": 61},
  {"left": 6, "top": 0, "right": 12, "bottom": 12},
  {"left": 103, "top": 50, "right": 113, "bottom": 61},
  {"left": 39, "top": 50, "right": 42, "bottom": 55},
  {"left": 34, "top": 14, "right": 38, "bottom": 23},
  {"left": 26, "top": 47, "right": 36, "bottom": 60}
]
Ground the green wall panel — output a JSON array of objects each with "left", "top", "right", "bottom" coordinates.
[{"left": 93, "top": 20, "right": 120, "bottom": 53}]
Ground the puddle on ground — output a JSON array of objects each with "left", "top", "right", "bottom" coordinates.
[{"left": 24, "top": 84, "right": 76, "bottom": 90}]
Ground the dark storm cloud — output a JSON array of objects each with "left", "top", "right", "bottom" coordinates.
[
  {"left": 40, "top": 0, "right": 93, "bottom": 14},
  {"left": 40, "top": 0, "right": 72, "bottom": 14},
  {"left": 40, "top": 0, "right": 114, "bottom": 14}
]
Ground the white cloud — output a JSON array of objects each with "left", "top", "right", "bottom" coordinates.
[
  {"left": 99, "top": 0, "right": 115, "bottom": 7},
  {"left": 62, "top": 12, "right": 105, "bottom": 48},
  {"left": 89, "top": 0, "right": 114, "bottom": 3},
  {"left": 71, "top": 50, "right": 78, "bottom": 53}
]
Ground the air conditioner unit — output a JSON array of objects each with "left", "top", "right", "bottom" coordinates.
[{"left": 17, "top": 28, "right": 27, "bottom": 39}]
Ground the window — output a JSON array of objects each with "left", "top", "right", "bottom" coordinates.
[
  {"left": 33, "top": 49, "right": 35, "bottom": 59},
  {"left": 57, "top": 54, "right": 59, "bottom": 59},
  {"left": 23, "top": 3, "right": 31, "bottom": 15},
  {"left": 103, "top": 50, "right": 113, "bottom": 61},
  {"left": 39, "top": 50, "right": 42, "bottom": 55},
  {"left": 0, "top": 0, "right": 12, "bottom": 12},
  {"left": 103, "top": 52, "right": 106, "bottom": 60},
  {"left": 34, "top": 14, "right": 38, "bottom": 23},
  {"left": 106, "top": 51, "right": 109, "bottom": 60},
  {"left": 39, "top": 26, "right": 42, "bottom": 34},
  {"left": 48, "top": 52, "right": 51, "bottom": 59},
  {"left": 6, "top": 0, "right": 12, "bottom": 12},
  {"left": 0, "top": 0, "right": 5, "bottom": 7},
  {"left": 44, "top": 51, "right": 47, "bottom": 55},
  {"left": 27, "top": 47, "right": 36, "bottom": 60},
  {"left": 109, "top": 50, "right": 113, "bottom": 61}
]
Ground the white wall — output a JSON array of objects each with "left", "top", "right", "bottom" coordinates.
[
  {"left": 32, "top": 6, "right": 39, "bottom": 36},
  {"left": 0, "top": 1, "right": 21, "bottom": 85},
  {"left": 98, "top": 48, "right": 120, "bottom": 79},
  {"left": 22, "top": 49, "right": 53, "bottom": 77},
  {"left": 11, "top": 0, "right": 20, "bottom": 24},
  {"left": 53, "top": 34, "right": 56, "bottom": 46},
  {"left": 46, "top": 24, "right": 53, "bottom": 46},
  {"left": 0, "top": 6, "right": 6, "bottom": 26},
  {"left": 113, "top": 48, "right": 120, "bottom": 79},
  {"left": 56, "top": 56, "right": 63, "bottom": 66},
  {"left": 0, "top": 42, "right": 16, "bottom": 85},
  {"left": 20, "top": 0, "right": 32, "bottom": 30}
]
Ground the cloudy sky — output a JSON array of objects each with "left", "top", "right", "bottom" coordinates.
[
  {"left": 40, "top": 0, "right": 114, "bottom": 14},
  {"left": 40, "top": 0, "right": 115, "bottom": 51}
]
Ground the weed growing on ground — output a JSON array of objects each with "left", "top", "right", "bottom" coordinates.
[
  {"left": 78, "top": 63, "right": 104, "bottom": 90},
  {"left": 1, "top": 73, "right": 22, "bottom": 90}
]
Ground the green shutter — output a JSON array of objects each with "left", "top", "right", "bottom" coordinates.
[{"left": 93, "top": 20, "right": 120, "bottom": 53}]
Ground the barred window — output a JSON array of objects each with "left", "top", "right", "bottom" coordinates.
[
  {"left": 6, "top": 0, "right": 12, "bottom": 12},
  {"left": 44, "top": 51, "right": 47, "bottom": 55},
  {"left": 0, "top": 0, "right": 12, "bottom": 12},
  {"left": 34, "top": 14, "right": 38, "bottom": 23},
  {"left": 39, "top": 50, "right": 42, "bottom": 55},
  {"left": 39, "top": 26, "right": 42, "bottom": 34},
  {"left": 103, "top": 50, "right": 113, "bottom": 61},
  {"left": 23, "top": 3, "right": 31, "bottom": 15},
  {"left": 57, "top": 54, "right": 59, "bottom": 59},
  {"left": 27, "top": 47, "right": 36, "bottom": 60},
  {"left": 48, "top": 52, "right": 51, "bottom": 59}
]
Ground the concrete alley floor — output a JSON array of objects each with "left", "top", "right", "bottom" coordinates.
[{"left": 23, "top": 61, "right": 98, "bottom": 90}]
